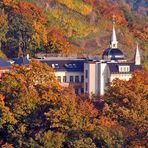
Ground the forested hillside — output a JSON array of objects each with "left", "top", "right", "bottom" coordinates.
[
  {"left": 0, "top": 1, "right": 148, "bottom": 147},
  {"left": 0, "top": 61, "right": 147, "bottom": 147},
  {"left": 0, "top": 0, "right": 147, "bottom": 67}
]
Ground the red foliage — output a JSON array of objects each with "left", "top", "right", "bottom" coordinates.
[{"left": 103, "top": 7, "right": 127, "bottom": 25}]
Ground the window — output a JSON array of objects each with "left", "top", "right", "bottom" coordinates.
[
  {"left": 55, "top": 64, "right": 59, "bottom": 68},
  {"left": 124, "top": 67, "right": 126, "bottom": 72},
  {"left": 57, "top": 76, "right": 61, "bottom": 82},
  {"left": 63, "top": 76, "right": 67, "bottom": 82},
  {"left": 70, "top": 76, "right": 74, "bottom": 83},
  {"left": 73, "top": 64, "right": 77, "bottom": 68},
  {"left": 52, "top": 64, "right": 55, "bottom": 68},
  {"left": 85, "top": 82, "right": 88, "bottom": 92},
  {"left": 85, "top": 70, "right": 88, "bottom": 78},
  {"left": 65, "top": 64, "right": 77, "bottom": 68},
  {"left": 75, "top": 76, "right": 79, "bottom": 83},
  {"left": 81, "top": 88, "right": 84, "bottom": 93},
  {"left": 81, "top": 75, "right": 84, "bottom": 82},
  {"left": 118, "top": 65, "right": 130, "bottom": 73},
  {"left": 75, "top": 88, "right": 79, "bottom": 95},
  {"left": 52, "top": 64, "right": 59, "bottom": 68},
  {"left": 120, "top": 67, "right": 123, "bottom": 72},
  {"left": 127, "top": 67, "right": 130, "bottom": 72}
]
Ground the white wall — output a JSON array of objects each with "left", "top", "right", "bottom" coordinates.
[
  {"left": 98, "top": 62, "right": 109, "bottom": 96},
  {"left": 55, "top": 71, "right": 84, "bottom": 94},
  {"left": 54, "top": 63, "right": 133, "bottom": 97},
  {"left": 55, "top": 71, "right": 83, "bottom": 82},
  {"left": 84, "top": 62, "right": 99, "bottom": 97},
  {"left": 110, "top": 73, "right": 132, "bottom": 82},
  {"left": 84, "top": 63, "right": 89, "bottom": 93}
]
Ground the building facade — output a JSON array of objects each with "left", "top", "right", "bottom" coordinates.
[
  {"left": 40, "top": 58, "right": 86, "bottom": 94},
  {"left": 40, "top": 23, "right": 142, "bottom": 97},
  {"left": 84, "top": 23, "right": 142, "bottom": 96}
]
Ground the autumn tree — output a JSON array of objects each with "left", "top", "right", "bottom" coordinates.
[
  {"left": 0, "top": 60, "right": 128, "bottom": 147},
  {"left": 0, "top": 60, "right": 61, "bottom": 117},
  {"left": 0, "top": 8, "right": 8, "bottom": 50},
  {"left": 5, "top": 11, "right": 33, "bottom": 57},
  {"left": 46, "top": 28, "right": 71, "bottom": 55},
  {"left": 103, "top": 69, "right": 148, "bottom": 147},
  {"left": 2, "top": 0, "right": 16, "bottom": 6},
  {"left": 0, "top": 60, "right": 62, "bottom": 146},
  {"left": 12, "top": 1, "right": 48, "bottom": 50}
]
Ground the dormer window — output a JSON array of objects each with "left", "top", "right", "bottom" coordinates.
[
  {"left": 52, "top": 64, "right": 59, "bottom": 69},
  {"left": 118, "top": 65, "right": 130, "bottom": 73},
  {"left": 64, "top": 63, "right": 77, "bottom": 69}
]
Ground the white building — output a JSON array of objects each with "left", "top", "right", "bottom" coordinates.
[
  {"left": 39, "top": 23, "right": 142, "bottom": 97},
  {"left": 40, "top": 57, "right": 86, "bottom": 94}
]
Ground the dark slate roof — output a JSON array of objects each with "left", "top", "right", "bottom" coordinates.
[
  {"left": 102, "top": 48, "right": 125, "bottom": 60},
  {"left": 40, "top": 59, "right": 87, "bottom": 72},
  {"left": 12, "top": 57, "right": 30, "bottom": 65},
  {"left": 108, "top": 63, "right": 142, "bottom": 74},
  {"left": 0, "top": 58, "right": 10, "bottom": 68}
]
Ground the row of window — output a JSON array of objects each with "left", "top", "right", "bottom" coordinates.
[
  {"left": 52, "top": 63, "right": 78, "bottom": 69},
  {"left": 57, "top": 75, "right": 84, "bottom": 83},
  {"left": 75, "top": 88, "right": 84, "bottom": 94},
  {"left": 118, "top": 66, "right": 130, "bottom": 72}
]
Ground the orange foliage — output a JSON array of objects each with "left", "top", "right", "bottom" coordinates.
[
  {"left": 131, "top": 23, "right": 148, "bottom": 41},
  {"left": 1, "top": 143, "right": 14, "bottom": 148},
  {"left": 12, "top": 1, "right": 47, "bottom": 24},
  {"left": 98, "top": 116, "right": 117, "bottom": 128},
  {"left": 47, "top": 28, "right": 71, "bottom": 54},
  {"left": 104, "top": 70, "right": 148, "bottom": 146},
  {"left": 2, "top": 0, "right": 16, "bottom": 6},
  {"left": 102, "top": 6, "right": 127, "bottom": 25},
  {"left": 94, "top": 0, "right": 127, "bottom": 25},
  {"left": 78, "top": 99, "right": 99, "bottom": 118}
]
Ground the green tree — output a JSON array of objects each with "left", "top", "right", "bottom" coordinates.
[{"left": 0, "top": 8, "right": 8, "bottom": 50}]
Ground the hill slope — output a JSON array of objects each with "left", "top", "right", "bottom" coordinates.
[{"left": 0, "top": 0, "right": 147, "bottom": 67}]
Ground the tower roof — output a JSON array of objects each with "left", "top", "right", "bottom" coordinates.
[
  {"left": 135, "top": 43, "right": 140, "bottom": 57},
  {"left": 102, "top": 48, "right": 124, "bottom": 61},
  {"left": 110, "top": 22, "right": 118, "bottom": 49},
  {"left": 0, "top": 58, "right": 10, "bottom": 68},
  {"left": 111, "top": 22, "right": 117, "bottom": 42},
  {"left": 134, "top": 43, "right": 141, "bottom": 65},
  {"left": 12, "top": 57, "right": 30, "bottom": 65},
  {"left": 103, "top": 22, "right": 124, "bottom": 61}
]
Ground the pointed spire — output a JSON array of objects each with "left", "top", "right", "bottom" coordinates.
[
  {"left": 111, "top": 22, "right": 117, "bottom": 42},
  {"left": 135, "top": 43, "right": 141, "bottom": 65},
  {"left": 110, "top": 21, "right": 118, "bottom": 49}
]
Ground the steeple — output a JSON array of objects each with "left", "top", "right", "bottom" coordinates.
[
  {"left": 134, "top": 43, "right": 141, "bottom": 65},
  {"left": 110, "top": 21, "right": 118, "bottom": 49}
]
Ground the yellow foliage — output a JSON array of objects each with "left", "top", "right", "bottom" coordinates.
[
  {"left": 48, "top": 7, "right": 97, "bottom": 38},
  {"left": 57, "top": 0, "right": 92, "bottom": 16},
  {"left": 0, "top": 94, "right": 17, "bottom": 126},
  {"left": 2, "top": 0, "right": 16, "bottom": 6},
  {"left": 32, "top": 21, "right": 48, "bottom": 47}
]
